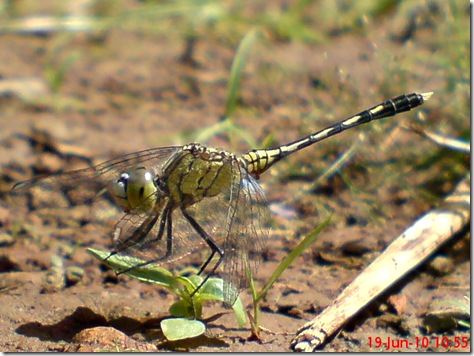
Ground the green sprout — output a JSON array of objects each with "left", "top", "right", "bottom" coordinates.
[
  {"left": 86, "top": 248, "right": 246, "bottom": 341},
  {"left": 86, "top": 215, "right": 328, "bottom": 341},
  {"left": 248, "top": 216, "right": 330, "bottom": 338}
]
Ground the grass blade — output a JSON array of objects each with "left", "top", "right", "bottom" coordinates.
[
  {"left": 224, "top": 27, "right": 260, "bottom": 119},
  {"left": 255, "top": 216, "right": 331, "bottom": 303}
]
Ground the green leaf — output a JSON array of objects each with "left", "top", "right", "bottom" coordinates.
[
  {"left": 86, "top": 248, "right": 176, "bottom": 288},
  {"left": 169, "top": 300, "right": 194, "bottom": 318},
  {"left": 161, "top": 318, "right": 206, "bottom": 341},
  {"left": 230, "top": 295, "right": 247, "bottom": 328},
  {"left": 87, "top": 248, "right": 246, "bottom": 326},
  {"left": 198, "top": 277, "right": 224, "bottom": 298}
]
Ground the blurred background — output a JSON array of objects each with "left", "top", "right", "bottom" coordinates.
[{"left": 0, "top": 0, "right": 469, "bottom": 352}]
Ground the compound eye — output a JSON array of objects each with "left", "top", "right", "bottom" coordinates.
[
  {"left": 119, "top": 172, "right": 130, "bottom": 180},
  {"left": 126, "top": 168, "right": 158, "bottom": 211},
  {"left": 112, "top": 172, "right": 131, "bottom": 210},
  {"left": 114, "top": 173, "right": 130, "bottom": 197}
]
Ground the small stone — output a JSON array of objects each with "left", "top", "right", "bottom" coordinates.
[
  {"left": 0, "top": 232, "right": 14, "bottom": 247},
  {"left": 427, "top": 255, "right": 455, "bottom": 276},
  {"left": 67, "top": 326, "right": 158, "bottom": 352},
  {"left": 66, "top": 266, "right": 84, "bottom": 286}
]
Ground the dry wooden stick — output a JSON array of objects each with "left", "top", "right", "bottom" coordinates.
[
  {"left": 407, "top": 123, "right": 470, "bottom": 153},
  {"left": 291, "top": 173, "right": 470, "bottom": 352}
]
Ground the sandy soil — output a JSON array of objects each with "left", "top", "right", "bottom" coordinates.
[{"left": 0, "top": 1, "right": 470, "bottom": 352}]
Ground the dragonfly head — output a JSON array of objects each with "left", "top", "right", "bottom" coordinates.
[{"left": 112, "top": 167, "right": 157, "bottom": 212}]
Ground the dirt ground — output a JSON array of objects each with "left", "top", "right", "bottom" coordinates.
[{"left": 0, "top": 1, "right": 470, "bottom": 352}]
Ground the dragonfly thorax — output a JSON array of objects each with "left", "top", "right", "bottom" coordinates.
[
  {"left": 165, "top": 144, "right": 235, "bottom": 207},
  {"left": 112, "top": 167, "right": 158, "bottom": 213}
]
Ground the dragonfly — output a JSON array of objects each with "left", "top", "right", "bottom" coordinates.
[{"left": 10, "top": 92, "right": 432, "bottom": 306}]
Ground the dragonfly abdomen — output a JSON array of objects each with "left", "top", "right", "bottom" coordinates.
[{"left": 240, "top": 92, "right": 432, "bottom": 178}]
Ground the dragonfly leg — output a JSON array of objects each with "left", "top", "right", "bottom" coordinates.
[
  {"left": 180, "top": 207, "right": 224, "bottom": 297},
  {"left": 109, "top": 205, "right": 172, "bottom": 273},
  {"left": 105, "top": 212, "right": 160, "bottom": 262},
  {"left": 197, "top": 249, "right": 216, "bottom": 276}
]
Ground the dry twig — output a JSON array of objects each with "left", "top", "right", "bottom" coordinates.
[{"left": 291, "top": 173, "right": 470, "bottom": 351}]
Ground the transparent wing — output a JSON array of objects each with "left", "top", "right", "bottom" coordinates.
[
  {"left": 221, "top": 165, "right": 270, "bottom": 306},
  {"left": 9, "top": 146, "right": 181, "bottom": 225},
  {"left": 109, "top": 194, "right": 210, "bottom": 267}
]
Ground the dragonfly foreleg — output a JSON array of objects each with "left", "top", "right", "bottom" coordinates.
[{"left": 110, "top": 205, "right": 172, "bottom": 273}]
